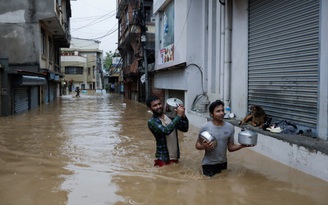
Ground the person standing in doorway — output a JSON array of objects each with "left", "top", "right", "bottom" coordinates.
[
  {"left": 195, "top": 100, "right": 254, "bottom": 177},
  {"left": 146, "top": 95, "right": 189, "bottom": 167}
]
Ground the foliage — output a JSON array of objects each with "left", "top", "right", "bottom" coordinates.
[
  {"left": 103, "top": 51, "right": 113, "bottom": 73},
  {"left": 103, "top": 50, "right": 121, "bottom": 73}
]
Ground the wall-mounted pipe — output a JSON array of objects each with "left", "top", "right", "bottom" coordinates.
[
  {"left": 223, "top": 0, "right": 232, "bottom": 107},
  {"left": 219, "top": 3, "right": 225, "bottom": 100}
]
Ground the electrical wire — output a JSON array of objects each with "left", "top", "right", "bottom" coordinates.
[
  {"left": 71, "top": 12, "right": 116, "bottom": 32},
  {"left": 185, "top": 63, "right": 210, "bottom": 112},
  {"left": 70, "top": 0, "right": 119, "bottom": 52},
  {"left": 90, "top": 25, "right": 118, "bottom": 40},
  {"left": 186, "top": 63, "right": 204, "bottom": 93}
]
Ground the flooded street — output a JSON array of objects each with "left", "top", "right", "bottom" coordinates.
[{"left": 0, "top": 92, "right": 327, "bottom": 205}]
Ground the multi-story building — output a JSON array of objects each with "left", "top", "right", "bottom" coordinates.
[
  {"left": 116, "top": 0, "right": 155, "bottom": 102},
  {"left": 60, "top": 38, "right": 103, "bottom": 93},
  {"left": 0, "top": 0, "right": 71, "bottom": 116},
  {"left": 153, "top": 0, "right": 328, "bottom": 139},
  {"left": 152, "top": 0, "right": 328, "bottom": 182}
]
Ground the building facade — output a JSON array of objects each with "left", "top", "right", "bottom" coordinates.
[
  {"left": 152, "top": 0, "right": 328, "bottom": 181},
  {"left": 116, "top": 0, "right": 155, "bottom": 102},
  {"left": 152, "top": 0, "right": 206, "bottom": 112},
  {"left": 60, "top": 38, "right": 103, "bottom": 93},
  {"left": 153, "top": 0, "right": 328, "bottom": 140},
  {"left": 0, "top": 0, "right": 71, "bottom": 116}
]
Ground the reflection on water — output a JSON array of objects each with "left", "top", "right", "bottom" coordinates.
[{"left": 0, "top": 91, "right": 327, "bottom": 205}]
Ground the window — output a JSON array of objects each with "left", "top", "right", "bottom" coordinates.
[
  {"left": 145, "top": 6, "right": 153, "bottom": 22},
  {"left": 88, "top": 67, "right": 91, "bottom": 75},
  {"left": 48, "top": 37, "right": 53, "bottom": 62},
  {"left": 159, "top": 2, "right": 174, "bottom": 64},
  {"left": 65, "top": 66, "right": 83, "bottom": 74},
  {"left": 162, "top": 2, "right": 174, "bottom": 48},
  {"left": 41, "top": 29, "right": 46, "bottom": 56},
  {"left": 119, "top": 20, "right": 123, "bottom": 36},
  {"left": 93, "top": 66, "right": 95, "bottom": 78}
]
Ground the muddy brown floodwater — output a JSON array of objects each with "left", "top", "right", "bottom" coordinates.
[{"left": 0, "top": 92, "right": 327, "bottom": 205}]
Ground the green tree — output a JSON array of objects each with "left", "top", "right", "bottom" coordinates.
[{"left": 103, "top": 51, "right": 113, "bottom": 74}]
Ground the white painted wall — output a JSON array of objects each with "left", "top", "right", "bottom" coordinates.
[
  {"left": 234, "top": 126, "right": 328, "bottom": 182},
  {"left": 70, "top": 38, "right": 101, "bottom": 50},
  {"left": 230, "top": 0, "right": 249, "bottom": 120},
  {"left": 153, "top": 0, "right": 206, "bottom": 111},
  {"left": 61, "top": 55, "right": 87, "bottom": 63}
]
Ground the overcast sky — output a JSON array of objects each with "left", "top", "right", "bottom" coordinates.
[{"left": 70, "top": 0, "right": 118, "bottom": 53}]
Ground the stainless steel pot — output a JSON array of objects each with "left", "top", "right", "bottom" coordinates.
[
  {"left": 199, "top": 131, "right": 217, "bottom": 147},
  {"left": 165, "top": 98, "right": 183, "bottom": 118},
  {"left": 238, "top": 129, "right": 258, "bottom": 145}
]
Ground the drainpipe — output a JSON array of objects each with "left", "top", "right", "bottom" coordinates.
[
  {"left": 219, "top": 3, "right": 225, "bottom": 99},
  {"left": 223, "top": 0, "right": 232, "bottom": 107}
]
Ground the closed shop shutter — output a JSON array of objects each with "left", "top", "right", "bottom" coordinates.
[
  {"left": 248, "top": 0, "right": 319, "bottom": 129},
  {"left": 14, "top": 87, "right": 29, "bottom": 113},
  {"left": 43, "top": 83, "right": 49, "bottom": 104},
  {"left": 30, "top": 86, "right": 39, "bottom": 109},
  {"left": 49, "top": 82, "right": 56, "bottom": 101}
]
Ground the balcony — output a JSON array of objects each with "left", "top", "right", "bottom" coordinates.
[{"left": 40, "top": 0, "right": 71, "bottom": 47}]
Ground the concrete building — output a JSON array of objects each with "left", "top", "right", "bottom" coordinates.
[
  {"left": 0, "top": 0, "right": 71, "bottom": 116},
  {"left": 152, "top": 0, "right": 328, "bottom": 182},
  {"left": 60, "top": 38, "right": 103, "bottom": 93},
  {"left": 116, "top": 0, "right": 155, "bottom": 102}
]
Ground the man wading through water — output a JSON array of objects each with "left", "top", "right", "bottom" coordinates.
[
  {"left": 146, "top": 95, "right": 189, "bottom": 167},
  {"left": 195, "top": 100, "right": 254, "bottom": 177}
]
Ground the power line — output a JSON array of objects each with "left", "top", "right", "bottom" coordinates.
[
  {"left": 71, "top": 12, "right": 116, "bottom": 32},
  {"left": 90, "top": 26, "right": 118, "bottom": 40}
]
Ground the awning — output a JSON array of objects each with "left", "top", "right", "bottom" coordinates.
[
  {"left": 13, "top": 75, "right": 47, "bottom": 86},
  {"left": 41, "top": 69, "right": 65, "bottom": 79}
]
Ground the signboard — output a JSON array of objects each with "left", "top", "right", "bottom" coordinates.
[{"left": 159, "top": 43, "right": 174, "bottom": 64}]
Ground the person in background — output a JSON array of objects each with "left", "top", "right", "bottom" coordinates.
[
  {"left": 75, "top": 86, "right": 80, "bottom": 98},
  {"left": 110, "top": 83, "right": 115, "bottom": 92},
  {"left": 195, "top": 100, "right": 254, "bottom": 177},
  {"left": 146, "top": 95, "right": 189, "bottom": 167}
]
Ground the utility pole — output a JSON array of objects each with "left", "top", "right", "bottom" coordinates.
[{"left": 140, "top": 0, "right": 149, "bottom": 101}]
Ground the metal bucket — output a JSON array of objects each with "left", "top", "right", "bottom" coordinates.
[
  {"left": 199, "top": 131, "right": 217, "bottom": 147},
  {"left": 165, "top": 98, "right": 183, "bottom": 118},
  {"left": 238, "top": 129, "right": 258, "bottom": 145}
]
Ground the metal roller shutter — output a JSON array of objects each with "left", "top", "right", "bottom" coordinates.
[
  {"left": 30, "top": 86, "right": 39, "bottom": 109},
  {"left": 43, "top": 83, "right": 49, "bottom": 104},
  {"left": 14, "top": 87, "right": 29, "bottom": 113},
  {"left": 248, "top": 0, "right": 319, "bottom": 129},
  {"left": 49, "top": 82, "right": 57, "bottom": 102}
]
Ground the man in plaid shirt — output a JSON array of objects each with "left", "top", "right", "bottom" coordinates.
[{"left": 146, "top": 95, "right": 189, "bottom": 167}]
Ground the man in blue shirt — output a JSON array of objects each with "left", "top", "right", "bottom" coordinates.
[{"left": 146, "top": 95, "right": 189, "bottom": 167}]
